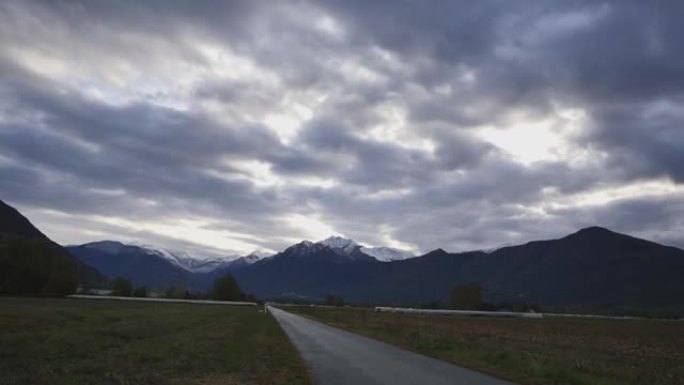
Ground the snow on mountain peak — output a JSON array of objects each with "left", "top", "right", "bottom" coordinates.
[
  {"left": 318, "top": 236, "right": 360, "bottom": 253},
  {"left": 315, "top": 236, "right": 414, "bottom": 261},
  {"left": 156, "top": 249, "right": 240, "bottom": 273},
  {"left": 284, "top": 240, "right": 324, "bottom": 255},
  {"left": 83, "top": 240, "right": 126, "bottom": 254},
  {"left": 360, "top": 246, "right": 415, "bottom": 262},
  {"left": 481, "top": 243, "right": 513, "bottom": 254},
  {"left": 247, "top": 250, "right": 273, "bottom": 259}
]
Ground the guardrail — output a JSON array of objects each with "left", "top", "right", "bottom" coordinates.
[
  {"left": 68, "top": 295, "right": 257, "bottom": 306},
  {"left": 374, "top": 306, "right": 544, "bottom": 319}
]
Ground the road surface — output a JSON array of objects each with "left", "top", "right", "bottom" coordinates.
[{"left": 269, "top": 306, "right": 515, "bottom": 385}]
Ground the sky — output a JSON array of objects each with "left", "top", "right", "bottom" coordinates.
[{"left": 1, "top": 0, "right": 683, "bottom": 257}]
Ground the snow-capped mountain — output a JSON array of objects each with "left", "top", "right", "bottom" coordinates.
[
  {"left": 65, "top": 228, "right": 684, "bottom": 310},
  {"left": 145, "top": 247, "right": 273, "bottom": 272},
  {"left": 82, "top": 240, "right": 127, "bottom": 255},
  {"left": 282, "top": 240, "right": 329, "bottom": 257},
  {"left": 156, "top": 249, "right": 239, "bottom": 273},
  {"left": 314, "top": 236, "right": 414, "bottom": 262},
  {"left": 227, "top": 251, "right": 271, "bottom": 268},
  {"left": 246, "top": 250, "right": 273, "bottom": 259},
  {"left": 360, "top": 246, "right": 415, "bottom": 262},
  {"left": 319, "top": 236, "right": 361, "bottom": 253},
  {"left": 75, "top": 240, "right": 268, "bottom": 273},
  {"left": 72, "top": 236, "right": 415, "bottom": 286},
  {"left": 67, "top": 241, "right": 193, "bottom": 290}
]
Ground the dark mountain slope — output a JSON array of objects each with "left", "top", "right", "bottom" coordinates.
[
  {"left": 0, "top": 200, "right": 47, "bottom": 238},
  {"left": 235, "top": 227, "right": 684, "bottom": 308},
  {"left": 0, "top": 199, "right": 107, "bottom": 294},
  {"left": 67, "top": 241, "right": 194, "bottom": 290},
  {"left": 232, "top": 241, "right": 380, "bottom": 300},
  {"left": 486, "top": 226, "right": 684, "bottom": 308}
]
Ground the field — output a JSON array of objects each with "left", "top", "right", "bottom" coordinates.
[
  {"left": 0, "top": 297, "right": 311, "bottom": 385},
  {"left": 288, "top": 306, "right": 684, "bottom": 385}
]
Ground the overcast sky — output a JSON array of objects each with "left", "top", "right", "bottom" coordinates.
[{"left": 1, "top": 0, "right": 683, "bottom": 257}]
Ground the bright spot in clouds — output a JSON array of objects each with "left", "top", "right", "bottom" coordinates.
[
  {"left": 283, "top": 213, "right": 339, "bottom": 242},
  {"left": 478, "top": 107, "right": 588, "bottom": 164}
]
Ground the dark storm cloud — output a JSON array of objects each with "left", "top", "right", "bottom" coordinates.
[
  {"left": 321, "top": 0, "right": 508, "bottom": 63},
  {"left": 0, "top": 65, "right": 284, "bottom": 219},
  {"left": 583, "top": 101, "right": 684, "bottom": 182},
  {"left": 546, "top": 192, "right": 684, "bottom": 249},
  {"left": 296, "top": 118, "right": 441, "bottom": 189},
  {"left": 1, "top": 0, "right": 683, "bottom": 254}
]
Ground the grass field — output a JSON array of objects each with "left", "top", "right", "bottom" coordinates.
[
  {"left": 288, "top": 306, "right": 684, "bottom": 385},
  {"left": 0, "top": 297, "right": 311, "bottom": 385}
]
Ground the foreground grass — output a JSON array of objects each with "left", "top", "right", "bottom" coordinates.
[
  {"left": 288, "top": 306, "right": 684, "bottom": 385},
  {"left": 0, "top": 297, "right": 310, "bottom": 385}
]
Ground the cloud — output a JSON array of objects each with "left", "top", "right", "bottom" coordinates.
[{"left": 1, "top": 0, "right": 683, "bottom": 256}]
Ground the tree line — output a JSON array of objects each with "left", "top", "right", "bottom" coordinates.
[
  {"left": 108, "top": 274, "right": 256, "bottom": 302},
  {"left": 294, "top": 284, "right": 539, "bottom": 312},
  {"left": 445, "top": 283, "right": 539, "bottom": 312}
]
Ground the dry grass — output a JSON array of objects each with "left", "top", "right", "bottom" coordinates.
[
  {"left": 0, "top": 297, "right": 311, "bottom": 385},
  {"left": 289, "top": 306, "right": 684, "bottom": 385}
]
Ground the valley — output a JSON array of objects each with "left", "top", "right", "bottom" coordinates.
[{"left": 4, "top": 198, "right": 684, "bottom": 314}]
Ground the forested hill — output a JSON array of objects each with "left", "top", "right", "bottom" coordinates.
[{"left": 0, "top": 199, "right": 107, "bottom": 295}]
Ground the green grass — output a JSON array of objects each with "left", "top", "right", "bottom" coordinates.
[
  {"left": 0, "top": 297, "right": 311, "bottom": 385},
  {"left": 287, "top": 306, "right": 684, "bottom": 385}
]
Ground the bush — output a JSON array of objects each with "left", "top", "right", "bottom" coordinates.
[
  {"left": 324, "top": 294, "right": 345, "bottom": 307},
  {"left": 111, "top": 277, "right": 133, "bottom": 297},
  {"left": 133, "top": 286, "right": 148, "bottom": 298},
  {"left": 165, "top": 284, "right": 190, "bottom": 299}
]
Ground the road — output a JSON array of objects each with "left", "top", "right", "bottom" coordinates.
[{"left": 269, "top": 306, "right": 515, "bottom": 385}]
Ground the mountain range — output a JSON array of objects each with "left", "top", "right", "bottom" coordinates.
[
  {"left": 223, "top": 227, "right": 683, "bottom": 309},
  {"left": 64, "top": 236, "right": 415, "bottom": 291},
  {"left": 2, "top": 198, "right": 684, "bottom": 311},
  {"left": 66, "top": 228, "right": 684, "bottom": 310}
]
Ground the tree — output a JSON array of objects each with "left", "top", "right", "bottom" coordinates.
[
  {"left": 43, "top": 267, "right": 78, "bottom": 297},
  {"left": 133, "top": 286, "right": 148, "bottom": 298},
  {"left": 450, "top": 283, "right": 483, "bottom": 310},
  {"left": 212, "top": 274, "right": 245, "bottom": 301},
  {"left": 245, "top": 293, "right": 258, "bottom": 303},
  {"left": 165, "top": 284, "right": 189, "bottom": 299},
  {"left": 324, "top": 294, "right": 345, "bottom": 307},
  {"left": 111, "top": 277, "right": 133, "bottom": 297}
]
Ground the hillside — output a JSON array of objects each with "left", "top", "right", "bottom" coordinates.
[
  {"left": 66, "top": 241, "right": 195, "bottom": 291},
  {"left": 0, "top": 199, "right": 107, "bottom": 295}
]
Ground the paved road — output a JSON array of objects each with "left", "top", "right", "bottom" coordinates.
[{"left": 269, "top": 306, "right": 515, "bottom": 385}]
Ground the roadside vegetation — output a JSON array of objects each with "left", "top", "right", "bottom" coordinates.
[
  {"left": 0, "top": 297, "right": 310, "bottom": 385},
  {"left": 288, "top": 305, "right": 684, "bottom": 385},
  {"left": 100, "top": 274, "right": 259, "bottom": 303}
]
